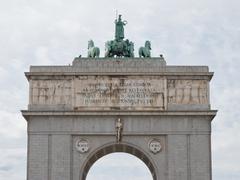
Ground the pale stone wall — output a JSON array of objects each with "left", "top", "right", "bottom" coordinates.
[
  {"left": 30, "top": 79, "right": 72, "bottom": 105},
  {"left": 29, "top": 78, "right": 209, "bottom": 108},
  {"left": 73, "top": 76, "right": 166, "bottom": 110},
  {"left": 168, "top": 135, "right": 188, "bottom": 180},
  {"left": 23, "top": 58, "right": 216, "bottom": 180},
  {"left": 27, "top": 58, "right": 212, "bottom": 112},
  {"left": 167, "top": 80, "right": 209, "bottom": 105},
  {"left": 51, "top": 135, "right": 71, "bottom": 180},
  {"left": 190, "top": 135, "right": 211, "bottom": 180},
  {"left": 28, "top": 135, "right": 49, "bottom": 180},
  {"left": 26, "top": 115, "right": 213, "bottom": 180},
  {"left": 28, "top": 68, "right": 211, "bottom": 111}
]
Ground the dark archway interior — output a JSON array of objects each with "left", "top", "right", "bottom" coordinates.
[{"left": 81, "top": 143, "right": 157, "bottom": 180}]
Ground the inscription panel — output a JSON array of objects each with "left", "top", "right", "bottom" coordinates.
[
  {"left": 29, "top": 77, "right": 210, "bottom": 110},
  {"left": 73, "top": 76, "right": 166, "bottom": 110}
]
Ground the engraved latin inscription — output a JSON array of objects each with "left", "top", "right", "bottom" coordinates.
[{"left": 74, "top": 76, "right": 166, "bottom": 110}]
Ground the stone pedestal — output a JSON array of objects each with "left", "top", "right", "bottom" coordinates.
[{"left": 22, "top": 58, "right": 217, "bottom": 180}]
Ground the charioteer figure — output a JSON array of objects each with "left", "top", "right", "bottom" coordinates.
[
  {"left": 115, "top": 15, "right": 127, "bottom": 41},
  {"left": 105, "top": 15, "right": 134, "bottom": 58}
]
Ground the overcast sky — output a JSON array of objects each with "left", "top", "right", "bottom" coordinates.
[{"left": 0, "top": 0, "right": 240, "bottom": 179}]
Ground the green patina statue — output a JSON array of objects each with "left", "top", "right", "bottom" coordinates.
[
  {"left": 139, "top": 40, "right": 151, "bottom": 58},
  {"left": 115, "top": 15, "right": 127, "bottom": 41},
  {"left": 105, "top": 15, "right": 134, "bottom": 58},
  {"left": 87, "top": 40, "right": 100, "bottom": 58},
  {"left": 86, "top": 15, "right": 155, "bottom": 59},
  {"left": 105, "top": 39, "right": 134, "bottom": 58}
]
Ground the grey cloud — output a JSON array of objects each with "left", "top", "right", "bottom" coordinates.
[{"left": 0, "top": 0, "right": 240, "bottom": 179}]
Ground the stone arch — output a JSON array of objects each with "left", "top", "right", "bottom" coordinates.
[{"left": 80, "top": 142, "right": 158, "bottom": 180}]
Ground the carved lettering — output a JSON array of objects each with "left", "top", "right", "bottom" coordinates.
[{"left": 74, "top": 76, "right": 166, "bottom": 110}]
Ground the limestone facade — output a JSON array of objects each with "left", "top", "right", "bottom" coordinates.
[{"left": 22, "top": 58, "right": 217, "bottom": 180}]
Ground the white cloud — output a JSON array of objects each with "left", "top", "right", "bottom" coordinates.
[
  {"left": 87, "top": 153, "right": 153, "bottom": 180},
  {"left": 0, "top": 110, "right": 26, "bottom": 138},
  {"left": 0, "top": 0, "right": 239, "bottom": 179},
  {"left": 0, "top": 148, "right": 26, "bottom": 180}
]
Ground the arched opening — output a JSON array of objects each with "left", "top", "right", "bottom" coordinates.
[
  {"left": 86, "top": 153, "right": 153, "bottom": 180},
  {"left": 80, "top": 143, "right": 157, "bottom": 180}
]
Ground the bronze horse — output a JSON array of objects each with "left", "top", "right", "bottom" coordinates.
[
  {"left": 87, "top": 40, "right": 100, "bottom": 58},
  {"left": 105, "top": 39, "right": 134, "bottom": 58},
  {"left": 139, "top": 41, "right": 151, "bottom": 58}
]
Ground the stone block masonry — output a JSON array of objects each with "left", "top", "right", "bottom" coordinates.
[{"left": 22, "top": 58, "right": 217, "bottom": 180}]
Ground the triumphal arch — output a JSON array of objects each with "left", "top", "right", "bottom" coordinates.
[{"left": 22, "top": 15, "right": 217, "bottom": 180}]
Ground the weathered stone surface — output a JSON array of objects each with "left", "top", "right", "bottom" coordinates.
[
  {"left": 73, "top": 76, "right": 166, "bottom": 110},
  {"left": 28, "top": 76, "right": 210, "bottom": 111},
  {"left": 168, "top": 80, "right": 209, "bottom": 105},
  {"left": 30, "top": 80, "right": 72, "bottom": 105},
  {"left": 27, "top": 59, "right": 212, "bottom": 111},
  {"left": 22, "top": 58, "right": 217, "bottom": 180}
]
